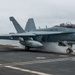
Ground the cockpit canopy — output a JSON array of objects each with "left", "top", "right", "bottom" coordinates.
[
  {"left": 55, "top": 22, "right": 75, "bottom": 28},
  {"left": 60, "top": 22, "right": 75, "bottom": 28}
]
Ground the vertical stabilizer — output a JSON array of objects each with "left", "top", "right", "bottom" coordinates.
[
  {"left": 9, "top": 17, "right": 24, "bottom": 33},
  {"left": 25, "top": 18, "right": 36, "bottom": 31}
]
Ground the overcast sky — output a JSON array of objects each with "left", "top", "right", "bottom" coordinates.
[{"left": 0, "top": 0, "right": 75, "bottom": 34}]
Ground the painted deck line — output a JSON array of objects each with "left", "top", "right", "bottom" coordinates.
[
  {"left": 5, "top": 66, "right": 52, "bottom": 75},
  {"left": 0, "top": 64, "right": 2, "bottom": 65}
]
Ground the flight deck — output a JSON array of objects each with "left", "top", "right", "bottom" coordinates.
[{"left": 0, "top": 46, "right": 75, "bottom": 75}]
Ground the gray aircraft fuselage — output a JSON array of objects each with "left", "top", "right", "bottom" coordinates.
[{"left": 32, "top": 26, "right": 75, "bottom": 42}]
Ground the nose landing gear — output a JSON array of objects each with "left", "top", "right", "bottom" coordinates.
[
  {"left": 66, "top": 48, "right": 73, "bottom": 54},
  {"left": 66, "top": 43, "right": 73, "bottom": 54}
]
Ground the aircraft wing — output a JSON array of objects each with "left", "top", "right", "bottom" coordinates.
[
  {"left": 0, "top": 31, "right": 74, "bottom": 38},
  {"left": 0, "top": 34, "right": 11, "bottom": 39},
  {"left": 0, "top": 33, "right": 35, "bottom": 40},
  {"left": 10, "top": 31, "right": 74, "bottom": 37}
]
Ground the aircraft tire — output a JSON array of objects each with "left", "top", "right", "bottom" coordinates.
[{"left": 66, "top": 48, "right": 73, "bottom": 54}]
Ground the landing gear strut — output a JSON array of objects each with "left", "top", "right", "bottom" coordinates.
[{"left": 25, "top": 46, "right": 30, "bottom": 51}]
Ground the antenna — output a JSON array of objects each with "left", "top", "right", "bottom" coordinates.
[
  {"left": 46, "top": 25, "right": 47, "bottom": 28},
  {"left": 39, "top": 26, "right": 41, "bottom": 29}
]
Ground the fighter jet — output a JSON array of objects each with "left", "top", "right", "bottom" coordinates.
[{"left": 0, "top": 17, "right": 75, "bottom": 54}]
